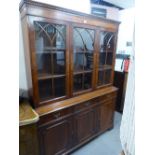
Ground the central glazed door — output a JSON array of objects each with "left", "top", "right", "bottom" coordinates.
[{"left": 70, "top": 24, "right": 97, "bottom": 96}]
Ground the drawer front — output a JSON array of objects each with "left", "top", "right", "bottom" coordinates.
[
  {"left": 38, "top": 107, "right": 73, "bottom": 127},
  {"left": 96, "top": 92, "right": 117, "bottom": 103},
  {"left": 74, "top": 98, "right": 98, "bottom": 113}
]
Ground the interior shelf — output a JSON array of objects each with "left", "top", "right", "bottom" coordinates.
[
  {"left": 98, "top": 65, "right": 112, "bottom": 70},
  {"left": 73, "top": 69, "right": 93, "bottom": 75},
  {"left": 38, "top": 73, "right": 65, "bottom": 80}
]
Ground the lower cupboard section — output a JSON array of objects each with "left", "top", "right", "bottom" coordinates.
[{"left": 38, "top": 93, "right": 117, "bottom": 155}]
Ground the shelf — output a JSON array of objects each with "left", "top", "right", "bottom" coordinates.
[
  {"left": 73, "top": 70, "right": 93, "bottom": 75},
  {"left": 44, "top": 47, "right": 66, "bottom": 51},
  {"left": 36, "top": 50, "right": 66, "bottom": 54},
  {"left": 98, "top": 65, "right": 112, "bottom": 71},
  {"left": 99, "top": 49, "right": 113, "bottom": 53},
  {"left": 38, "top": 73, "right": 65, "bottom": 80}
]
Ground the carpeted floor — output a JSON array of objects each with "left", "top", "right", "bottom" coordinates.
[{"left": 71, "top": 112, "right": 122, "bottom": 155}]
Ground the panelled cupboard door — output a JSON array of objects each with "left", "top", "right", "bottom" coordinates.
[
  {"left": 74, "top": 108, "right": 96, "bottom": 144},
  {"left": 71, "top": 25, "right": 97, "bottom": 95},
  {"left": 38, "top": 118, "right": 73, "bottom": 155},
  {"left": 99, "top": 99, "right": 115, "bottom": 132},
  {"left": 97, "top": 31, "right": 116, "bottom": 88},
  {"left": 28, "top": 17, "right": 70, "bottom": 106}
]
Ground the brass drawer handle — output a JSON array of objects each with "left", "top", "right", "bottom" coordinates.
[{"left": 53, "top": 112, "right": 61, "bottom": 118}]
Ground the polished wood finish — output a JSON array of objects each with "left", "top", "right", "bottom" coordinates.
[
  {"left": 20, "top": 124, "right": 39, "bottom": 155},
  {"left": 20, "top": 1, "right": 119, "bottom": 155},
  {"left": 37, "top": 89, "right": 117, "bottom": 155},
  {"left": 19, "top": 102, "right": 39, "bottom": 126},
  {"left": 36, "top": 86, "right": 117, "bottom": 116}
]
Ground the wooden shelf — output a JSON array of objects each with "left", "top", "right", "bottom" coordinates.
[
  {"left": 36, "top": 50, "right": 65, "bottom": 54},
  {"left": 98, "top": 65, "right": 112, "bottom": 71},
  {"left": 73, "top": 70, "right": 93, "bottom": 75},
  {"left": 38, "top": 73, "right": 65, "bottom": 80}
]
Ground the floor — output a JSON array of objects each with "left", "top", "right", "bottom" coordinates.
[{"left": 71, "top": 112, "right": 122, "bottom": 155}]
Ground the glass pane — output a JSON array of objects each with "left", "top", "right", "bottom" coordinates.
[
  {"left": 106, "top": 52, "right": 113, "bottom": 65},
  {"left": 73, "top": 27, "right": 94, "bottom": 72},
  {"left": 34, "top": 21, "right": 66, "bottom": 50},
  {"left": 100, "top": 32, "right": 115, "bottom": 51},
  {"left": 38, "top": 79, "right": 52, "bottom": 100},
  {"left": 36, "top": 53, "right": 52, "bottom": 77},
  {"left": 73, "top": 74, "right": 83, "bottom": 92},
  {"left": 97, "top": 69, "right": 112, "bottom": 86},
  {"left": 99, "top": 52, "right": 106, "bottom": 68},
  {"left": 104, "top": 69, "right": 112, "bottom": 84},
  {"left": 34, "top": 21, "right": 66, "bottom": 77},
  {"left": 73, "top": 53, "right": 84, "bottom": 72},
  {"left": 53, "top": 52, "right": 65, "bottom": 74},
  {"left": 54, "top": 77, "right": 65, "bottom": 97},
  {"left": 84, "top": 73, "right": 92, "bottom": 89},
  {"left": 98, "top": 70, "right": 104, "bottom": 86},
  {"left": 73, "top": 27, "right": 94, "bottom": 52}
]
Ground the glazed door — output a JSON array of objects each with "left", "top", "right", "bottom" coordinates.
[
  {"left": 97, "top": 31, "right": 116, "bottom": 87},
  {"left": 29, "top": 17, "right": 69, "bottom": 105},
  {"left": 71, "top": 25, "right": 96, "bottom": 95}
]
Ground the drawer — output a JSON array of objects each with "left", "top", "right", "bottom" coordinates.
[
  {"left": 38, "top": 107, "right": 73, "bottom": 127},
  {"left": 96, "top": 92, "right": 117, "bottom": 103},
  {"left": 74, "top": 98, "right": 98, "bottom": 113}
]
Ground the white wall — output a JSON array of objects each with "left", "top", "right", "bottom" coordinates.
[
  {"left": 117, "top": 8, "right": 135, "bottom": 54},
  {"left": 19, "top": 16, "right": 28, "bottom": 90},
  {"left": 33, "top": 0, "right": 91, "bottom": 13}
]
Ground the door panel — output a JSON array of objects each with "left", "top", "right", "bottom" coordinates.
[
  {"left": 39, "top": 119, "right": 72, "bottom": 155},
  {"left": 74, "top": 109, "right": 96, "bottom": 144},
  {"left": 99, "top": 99, "right": 115, "bottom": 132}
]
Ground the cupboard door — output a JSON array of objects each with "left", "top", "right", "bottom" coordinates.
[
  {"left": 33, "top": 20, "right": 69, "bottom": 103},
  {"left": 99, "top": 99, "right": 115, "bottom": 132},
  {"left": 97, "top": 31, "right": 115, "bottom": 87},
  {"left": 72, "top": 27, "right": 95, "bottom": 94},
  {"left": 39, "top": 118, "right": 73, "bottom": 155},
  {"left": 74, "top": 108, "right": 96, "bottom": 144}
]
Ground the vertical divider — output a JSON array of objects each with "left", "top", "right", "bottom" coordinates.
[
  {"left": 69, "top": 23, "right": 73, "bottom": 97},
  {"left": 93, "top": 29, "right": 100, "bottom": 89},
  {"left": 66, "top": 23, "right": 70, "bottom": 98}
]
